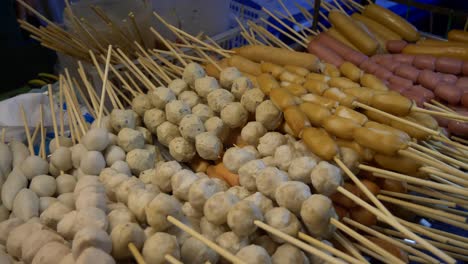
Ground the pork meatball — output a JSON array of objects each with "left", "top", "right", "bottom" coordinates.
[
  {"left": 203, "top": 191, "right": 239, "bottom": 225},
  {"left": 288, "top": 157, "right": 317, "bottom": 183},
  {"left": 82, "top": 128, "right": 110, "bottom": 152},
  {"left": 256, "top": 167, "right": 289, "bottom": 199},
  {"left": 183, "top": 62, "right": 206, "bottom": 87},
  {"left": 275, "top": 181, "right": 311, "bottom": 216},
  {"left": 236, "top": 245, "right": 272, "bottom": 264},
  {"left": 241, "top": 88, "right": 265, "bottom": 113},
  {"left": 192, "top": 104, "right": 214, "bottom": 123},
  {"left": 220, "top": 67, "right": 242, "bottom": 89},
  {"left": 181, "top": 236, "right": 218, "bottom": 264},
  {"left": 273, "top": 145, "right": 294, "bottom": 171},
  {"left": 179, "top": 91, "right": 200, "bottom": 108},
  {"left": 171, "top": 169, "right": 199, "bottom": 201},
  {"left": 255, "top": 100, "right": 282, "bottom": 130},
  {"left": 188, "top": 178, "right": 224, "bottom": 211},
  {"left": 126, "top": 149, "right": 155, "bottom": 175},
  {"left": 204, "top": 117, "right": 229, "bottom": 142},
  {"left": 150, "top": 87, "right": 176, "bottom": 109},
  {"left": 232, "top": 76, "right": 253, "bottom": 99},
  {"left": 110, "top": 222, "right": 145, "bottom": 260},
  {"left": 117, "top": 128, "right": 145, "bottom": 152},
  {"left": 194, "top": 76, "right": 219, "bottom": 97},
  {"left": 207, "top": 89, "right": 234, "bottom": 113},
  {"left": 143, "top": 232, "right": 180, "bottom": 264},
  {"left": 241, "top": 122, "right": 267, "bottom": 146},
  {"left": 200, "top": 217, "right": 229, "bottom": 241},
  {"left": 222, "top": 147, "right": 256, "bottom": 174},
  {"left": 169, "top": 137, "right": 195, "bottom": 162},
  {"left": 265, "top": 207, "right": 301, "bottom": 243},
  {"left": 244, "top": 192, "right": 274, "bottom": 215},
  {"left": 300, "top": 194, "right": 338, "bottom": 239},
  {"left": 110, "top": 109, "right": 136, "bottom": 131},
  {"left": 168, "top": 78, "right": 188, "bottom": 95},
  {"left": 132, "top": 94, "right": 153, "bottom": 116},
  {"left": 146, "top": 193, "right": 183, "bottom": 231},
  {"left": 216, "top": 231, "right": 249, "bottom": 255},
  {"left": 152, "top": 161, "right": 182, "bottom": 192},
  {"left": 257, "top": 132, "right": 286, "bottom": 157},
  {"left": 165, "top": 100, "right": 191, "bottom": 125},
  {"left": 227, "top": 200, "right": 263, "bottom": 237},
  {"left": 272, "top": 244, "right": 309, "bottom": 264},
  {"left": 238, "top": 160, "right": 266, "bottom": 192},
  {"left": 156, "top": 121, "right": 181, "bottom": 147},
  {"left": 310, "top": 161, "right": 343, "bottom": 196},
  {"left": 179, "top": 114, "right": 205, "bottom": 142},
  {"left": 143, "top": 108, "right": 166, "bottom": 134},
  {"left": 195, "top": 132, "right": 222, "bottom": 160},
  {"left": 221, "top": 102, "right": 248, "bottom": 129}
]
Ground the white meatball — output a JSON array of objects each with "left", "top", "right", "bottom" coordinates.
[
  {"left": 273, "top": 145, "right": 294, "bottom": 171},
  {"left": 12, "top": 189, "right": 39, "bottom": 221},
  {"left": 203, "top": 191, "right": 239, "bottom": 225},
  {"left": 50, "top": 146, "right": 72, "bottom": 171},
  {"left": 139, "top": 169, "right": 154, "bottom": 184},
  {"left": 195, "top": 132, "right": 222, "bottom": 160},
  {"left": 300, "top": 194, "right": 338, "bottom": 239},
  {"left": 136, "top": 126, "right": 153, "bottom": 144},
  {"left": 110, "top": 222, "right": 145, "bottom": 260},
  {"left": 245, "top": 193, "right": 273, "bottom": 215},
  {"left": 179, "top": 91, "right": 200, "bottom": 108},
  {"left": 126, "top": 149, "right": 155, "bottom": 175},
  {"left": 1, "top": 168, "right": 27, "bottom": 210},
  {"left": 104, "top": 146, "right": 126, "bottom": 166},
  {"left": 182, "top": 202, "right": 203, "bottom": 220},
  {"left": 169, "top": 137, "right": 195, "bottom": 162},
  {"left": 39, "top": 197, "right": 56, "bottom": 214},
  {"left": 128, "top": 188, "right": 157, "bottom": 223},
  {"left": 75, "top": 191, "right": 107, "bottom": 213},
  {"left": 181, "top": 236, "right": 218, "bottom": 264},
  {"left": 71, "top": 144, "right": 88, "bottom": 169},
  {"left": 179, "top": 114, "right": 205, "bottom": 142},
  {"left": 150, "top": 87, "right": 176, "bottom": 109},
  {"left": 107, "top": 208, "right": 136, "bottom": 231},
  {"left": 20, "top": 156, "right": 48, "bottom": 180},
  {"left": 141, "top": 232, "right": 179, "bottom": 264},
  {"left": 221, "top": 102, "right": 248, "bottom": 128},
  {"left": 57, "top": 207, "right": 108, "bottom": 240},
  {"left": 275, "top": 181, "right": 311, "bottom": 216},
  {"left": 216, "top": 231, "right": 249, "bottom": 255},
  {"left": 241, "top": 122, "right": 267, "bottom": 146},
  {"left": 117, "top": 128, "right": 144, "bottom": 152},
  {"left": 110, "top": 161, "right": 130, "bottom": 177},
  {"left": 168, "top": 78, "right": 188, "bottom": 95},
  {"left": 194, "top": 76, "right": 219, "bottom": 98},
  {"left": 48, "top": 136, "right": 73, "bottom": 154},
  {"left": 256, "top": 100, "right": 282, "bottom": 130},
  {"left": 204, "top": 116, "right": 229, "bottom": 142},
  {"left": 238, "top": 160, "right": 266, "bottom": 192},
  {"left": 288, "top": 157, "right": 317, "bottom": 183},
  {"left": 132, "top": 94, "right": 153, "bottom": 117},
  {"left": 339, "top": 147, "right": 360, "bottom": 173},
  {"left": 272, "top": 244, "right": 309, "bottom": 264},
  {"left": 10, "top": 141, "right": 28, "bottom": 169},
  {"left": 220, "top": 67, "right": 242, "bottom": 89},
  {"left": 183, "top": 62, "right": 206, "bottom": 87},
  {"left": 227, "top": 186, "right": 251, "bottom": 200},
  {"left": 110, "top": 109, "right": 136, "bottom": 131},
  {"left": 241, "top": 88, "right": 265, "bottom": 113},
  {"left": 166, "top": 217, "right": 198, "bottom": 246},
  {"left": 108, "top": 133, "right": 118, "bottom": 145},
  {"left": 232, "top": 76, "right": 253, "bottom": 99},
  {"left": 156, "top": 121, "right": 181, "bottom": 147},
  {"left": 261, "top": 156, "right": 276, "bottom": 167},
  {"left": 153, "top": 161, "right": 182, "bottom": 192},
  {"left": 200, "top": 217, "right": 228, "bottom": 241},
  {"left": 0, "top": 205, "right": 9, "bottom": 222},
  {"left": 143, "top": 108, "right": 166, "bottom": 134},
  {"left": 72, "top": 226, "right": 112, "bottom": 258},
  {"left": 165, "top": 100, "right": 191, "bottom": 125},
  {"left": 256, "top": 167, "right": 289, "bottom": 199},
  {"left": 188, "top": 178, "right": 223, "bottom": 211},
  {"left": 76, "top": 247, "right": 115, "bottom": 264},
  {"left": 227, "top": 200, "right": 263, "bottom": 237},
  {"left": 0, "top": 218, "right": 24, "bottom": 245},
  {"left": 21, "top": 229, "right": 64, "bottom": 263},
  {"left": 146, "top": 193, "right": 183, "bottom": 231},
  {"left": 265, "top": 207, "right": 301, "bottom": 243},
  {"left": 82, "top": 128, "right": 110, "bottom": 152},
  {"left": 55, "top": 174, "right": 76, "bottom": 195},
  {"left": 192, "top": 104, "right": 214, "bottom": 122},
  {"left": 40, "top": 201, "right": 71, "bottom": 229},
  {"left": 236, "top": 245, "right": 272, "bottom": 264},
  {"left": 171, "top": 169, "right": 199, "bottom": 201},
  {"left": 257, "top": 132, "right": 286, "bottom": 157},
  {"left": 30, "top": 175, "right": 56, "bottom": 197},
  {"left": 223, "top": 147, "right": 256, "bottom": 174},
  {"left": 57, "top": 193, "right": 75, "bottom": 210},
  {"left": 310, "top": 161, "right": 343, "bottom": 196},
  {"left": 115, "top": 177, "right": 145, "bottom": 204},
  {"left": 6, "top": 221, "right": 45, "bottom": 258},
  {"left": 207, "top": 89, "right": 234, "bottom": 113},
  {"left": 80, "top": 151, "right": 106, "bottom": 176},
  {"left": 48, "top": 163, "right": 60, "bottom": 177}
]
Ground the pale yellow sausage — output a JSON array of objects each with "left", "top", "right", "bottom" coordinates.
[
  {"left": 323, "top": 87, "right": 357, "bottom": 108},
  {"left": 284, "top": 83, "right": 308, "bottom": 96},
  {"left": 306, "top": 72, "right": 330, "bottom": 82},
  {"left": 257, "top": 73, "right": 279, "bottom": 95},
  {"left": 303, "top": 79, "right": 329, "bottom": 95},
  {"left": 279, "top": 71, "right": 305, "bottom": 84},
  {"left": 321, "top": 63, "right": 341, "bottom": 77},
  {"left": 408, "top": 112, "right": 439, "bottom": 131},
  {"left": 336, "top": 139, "right": 374, "bottom": 162},
  {"left": 284, "top": 65, "right": 310, "bottom": 77},
  {"left": 301, "top": 94, "right": 339, "bottom": 110},
  {"left": 351, "top": 13, "right": 402, "bottom": 41},
  {"left": 270, "top": 88, "right": 298, "bottom": 111},
  {"left": 370, "top": 94, "right": 413, "bottom": 116},
  {"left": 353, "top": 127, "right": 409, "bottom": 156},
  {"left": 328, "top": 77, "right": 360, "bottom": 90},
  {"left": 299, "top": 102, "right": 332, "bottom": 127},
  {"left": 374, "top": 154, "right": 421, "bottom": 175},
  {"left": 327, "top": 27, "right": 359, "bottom": 51},
  {"left": 228, "top": 55, "right": 262, "bottom": 76},
  {"left": 343, "top": 87, "right": 375, "bottom": 105},
  {"left": 301, "top": 127, "right": 339, "bottom": 160},
  {"left": 339, "top": 62, "right": 362, "bottom": 82},
  {"left": 360, "top": 74, "right": 388, "bottom": 91},
  {"left": 390, "top": 117, "right": 431, "bottom": 140},
  {"left": 322, "top": 115, "right": 362, "bottom": 140},
  {"left": 362, "top": 109, "right": 391, "bottom": 125},
  {"left": 334, "top": 106, "right": 368, "bottom": 125},
  {"left": 284, "top": 106, "right": 310, "bottom": 137},
  {"left": 261, "top": 62, "right": 285, "bottom": 78}
]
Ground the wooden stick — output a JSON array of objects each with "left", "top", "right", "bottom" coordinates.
[
  {"left": 254, "top": 220, "right": 345, "bottom": 264},
  {"left": 360, "top": 164, "right": 468, "bottom": 197},
  {"left": 277, "top": 0, "right": 308, "bottom": 38},
  {"left": 451, "top": 136, "right": 468, "bottom": 145},
  {"left": 39, "top": 104, "right": 46, "bottom": 159},
  {"left": 330, "top": 218, "right": 404, "bottom": 264},
  {"left": 431, "top": 204, "right": 468, "bottom": 217},
  {"left": 63, "top": 79, "right": 87, "bottom": 135},
  {"left": 407, "top": 147, "right": 459, "bottom": 170},
  {"left": 152, "top": 49, "right": 207, "bottom": 63},
  {"left": 433, "top": 135, "right": 468, "bottom": 152},
  {"left": 413, "top": 106, "right": 468, "bottom": 122},
  {"left": 352, "top": 243, "right": 388, "bottom": 263},
  {"left": 128, "top": 243, "right": 147, "bottom": 264},
  {"left": 420, "top": 167, "right": 468, "bottom": 186},
  {"left": 379, "top": 189, "right": 456, "bottom": 207},
  {"left": 377, "top": 195, "right": 466, "bottom": 223},
  {"left": 332, "top": 232, "right": 368, "bottom": 263},
  {"left": 395, "top": 238, "right": 468, "bottom": 262},
  {"left": 30, "top": 120, "right": 41, "bottom": 145},
  {"left": 337, "top": 160, "right": 456, "bottom": 263},
  {"left": 48, "top": 85, "right": 60, "bottom": 150},
  {"left": 167, "top": 216, "right": 246, "bottom": 264},
  {"left": 134, "top": 41, "right": 171, "bottom": 84},
  {"left": 77, "top": 61, "right": 100, "bottom": 114},
  {"left": 332, "top": 0, "right": 348, "bottom": 14},
  {"left": 124, "top": 71, "right": 145, "bottom": 94},
  {"left": 164, "top": 255, "right": 182, "bottom": 264},
  {"left": 89, "top": 51, "right": 118, "bottom": 110},
  {"left": 409, "top": 208, "right": 468, "bottom": 230},
  {"left": 298, "top": 232, "right": 365, "bottom": 264},
  {"left": 137, "top": 57, "right": 165, "bottom": 87},
  {"left": 72, "top": 78, "right": 96, "bottom": 118},
  {"left": 407, "top": 185, "right": 468, "bottom": 208},
  {"left": 342, "top": 218, "right": 439, "bottom": 264},
  {"left": 64, "top": 69, "right": 89, "bottom": 130},
  {"left": 66, "top": 101, "right": 77, "bottom": 144},
  {"left": 149, "top": 27, "right": 187, "bottom": 67},
  {"left": 19, "top": 105, "right": 34, "bottom": 155},
  {"left": 101, "top": 57, "right": 139, "bottom": 96},
  {"left": 409, "top": 142, "right": 468, "bottom": 170},
  {"left": 59, "top": 77, "right": 65, "bottom": 137},
  {"left": 274, "top": 11, "right": 316, "bottom": 35},
  {"left": 97, "top": 45, "right": 113, "bottom": 127},
  {"left": 114, "top": 48, "right": 158, "bottom": 91},
  {"left": 128, "top": 12, "right": 146, "bottom": 49}
]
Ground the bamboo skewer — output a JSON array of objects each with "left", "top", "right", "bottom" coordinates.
[
  {"left": 379, "top": 190, "right": 456, "bottom": 207},
  {"left": 420, "top": 167, "right": 468, "bottom": 186},
  {"left": 134, "top": 41, "right": 171, "bottom": 84},
  {"left": 164, "top": 255, "right": 182, "bottom": 264},
  {"left": 128, "top": 243, "right": 147, "bottom": 264},
  {"left": 123, "top": 71, "right": 145, "bottom": 94},
  {"left": 48, "top": 85, "right": 61, "bottom": 151},
  {"left": 332, "top": 232, "right": 369, "bottom": 263},
  {"left": 352, "top": 243, "right": 388, "bottom": 263},
  {"left": 19, "top": 105, "right": 35, "bottom": 156},
  {"left": 407, "top": 185, "right": 468, "bottom": 208},
  {"left": 408, "top": 142, "right": 468, "bottom": 170},
  {"left": 39, "top": 104, "right": 46, "bottom": 159},
  {"left": 97, "top": 45, "right": 113, "bottom": 127}
]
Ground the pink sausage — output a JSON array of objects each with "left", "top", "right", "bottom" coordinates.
[
  {"left": 435, "top": 116, "right": 450, "bottom": 127},
  {"left": 462, "top": 61, "right": 468, "bottom": 76},
  {"left": 435, "top": 57, "right": 463, "bottom": 75},
  {"left": 370, "top": 54, "right": 392, "bottom": 63},
  {"left": 413, "top": 55, "right": 436, "bottom": 71},
  {"left": 439, "top": 73, "right": 458, "bottom": 84},
  {"left": 410, "top": 85, "right": 435, "bottom": 101},
  {"left": 308, "top": 41, "right": 344, "bottom": 66},
  {"left": 435, "top": 83, "right": 462, "bottom": 105},
  {"left": 388, "top": 82, "right": 408, "bottom": 94},
  {"left": 378, "top": 60, "right": 401, "bottom": 72},
  {"left": 386, "top": 40, "right": 408, "bottom": 54},
  {"left": 401, "top": 89, "right": 427, "bottom": 107},
  {"left": 317, "top": 33, "right": 368, "bottom": 65},
  {"left": 394, "top": 65, "right": 420, "bottom": 82},
  {"left": 461, "top": 93, "right": 468, "bottom": 107},
  {"left": 373, "top": 67, "right": 393, "bottom": 80},
  {"left": 393, "top": 54, "right": 415, "bottom": 65},
  {"left": 360, "top": 60, "right": 380, "bottom": 74},
  {"left": 456, "top": 77, "right": 468, "bottom": 88},
  {"left": 388, "top": 75, "right": 413, "bottom": 88},
  {"left": 417, "top": 70, "right": 441, "bottom": 91},
  {"left": 448, "top": 120, "right": 468, "bottom": 137}
]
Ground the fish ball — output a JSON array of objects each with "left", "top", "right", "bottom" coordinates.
[
  {"left": 232, "top": 76, "right": 253, "bottom": 99},
  {"left": 200, "top": 217, "right": 229, "bottom": 241},
  {"left": 236, "top": 245, "right": 272, "bottom": 264},
  {"left": 72, "top": 226, "right": 111, "bottom": 258},
  {"left": 82, "top": 128, "right": 110, "bottom": 151},
  {"left": 71, "top": 144, "right": 88, "bottom": 169},
  {"left": 117, "top": 128, "right": 144, "bottom": 152},
  {"left": 6, "top": 221, "right": 45, "bottom": 258},
  {"left": 256, "top": 100, "right": 282, "bottom": 130},
  {"left": 216, "top": 231, "right": 249, "bottom": 254},
  {"left": 40, "top": 201, "right": 72, "bottom": 229},
  {"left": 207, "top": 89, "right": 235, "bottom": 113},
  {"left": 146, "top": 193, "right": 183, "bottom": 231},
  {"left": 80, "top": 151, "right": 106, "bottom": 176},
  {"left": 171, "top": 169, "right": 199, "bottom": 201},
  {"left": 76, "top": 247, "right": 115, "bottom": 264},
  {"left": 288, "top": 157, "right": 317, "bottom": 183},
  {"left": 132, "top": 94, "right": 153, "bottom": 116},
  {"left": 179, "top": 114, "right": 205, "bottom": 142},
  {"left": 273, "top": 145, "right": 294, "bottom": 171},
  {"left": 192, "top": 103, "right": 214, "bottom": 123},
  {"left": 183, "top": 62, "right": 206, "bottom": 87},
  {"left": 57, "top": 207, "right": 108, "bottom": 240},
  {"left": 272, "top": 244, "right": 309, "bottom": 264},
  {"left": 143, "top": 108, "right": 166, "bottom": 134},
  {"left": 195, "top": 132, "right": 222, "bottom": 160},
  {"left": 223, "top": 147, "right": 256, "bottom": 174},
  {"left": 181, "top": 236, "right": 218, "bottom": 264},
  {"left": 194, "top": 76, "right": 219, "bottom": 97},
  {"left": 13, "top": 189, "right": 39, "bottom": 221},
  {"left": 188, "top": 178, "right": 224, "bottom": 211},
  {"left": 22, "top": 229, "right": 64, "bottom": 263},
  {"left": 50, "top": 146, "right": 72, "bottom": 171},
  {"left": 169, "top": 137, "right": 195, "bottom": 162},
  {"left": 150, "top": 87, "right": 176, "bottom": 109},
  {"left": 300, "top": 194, "right": 338, "bottom": 239},
  {"left": 221, "top": 102, "right": 248, "bottom": 129},
  {"left": 204, "top": 191, "right": 239, "bottom": 225},
  {"left": 110, "top": 109, "right": 136, "bottom": 132},
  {"left": 220, "top": 67, "right": 242, "bottom": 89},
  {"left": 104, "top": 146, "right": 125, "bottom": 166},
  {"left": 253, "top": 235, "right": 279, "bottom": 255},
  {"left": 110, "top": 222, "right": 145, "bottom": 260},
  {"left": 179, "top": 91, "right": 200, "bottom": 108},
  {"left": 204, "top": 117, "right": 229, "bottom": 142},
  {"left": 126, "top": 149, "right": 155, "bottom": 175},
  {"left": 227, "top": 200, "right": 264, "bottom": 237},
  {"left": 20, "top": 156, "right": 48, "bottom": 180},
  {"left": 238, "top": 160, "right": 266, "bottom": 192},
  {"left": 48, "top": 136, "right": 73, "bottom": 154},
  {"left": 311, "top": 161, "right": 343, "bottom": 196},
  {"left": 256, "top": 167, "right": 289, "bottom": 199},
  {"left": 241, "top": 122, "right": 267, "bottom": 146},
  {"left": 257, "top": 132, "right": 286, "bottom": 157},
  {"left": 241, "top": 88, "right": 265, "bottom": 113},
  {"left": 142, "top": 232, "right": 179, "bottom": 264},
  {"left": 107, "top": 207, "right": 136, "bottom": 231},
  {"left": 244, "top": 192, "right": 274, "bottom": 215},
  {"left": 165, "top": 100, "right": 191, "bottom": 125},
  {"left": 153, "top": 161, "right": 182, "bottom": 192},
  {"left": 128, "top": 188, "right": 157, "bottom": 223},
  {"left": 275, "top": 181, "right": 311, "bottom": 216},
  {"left": 156, "top": 121, "right": 181, "bottom": 147},
  {"left": 265, "top": 207, "right": 301, "bottom": 243}
]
